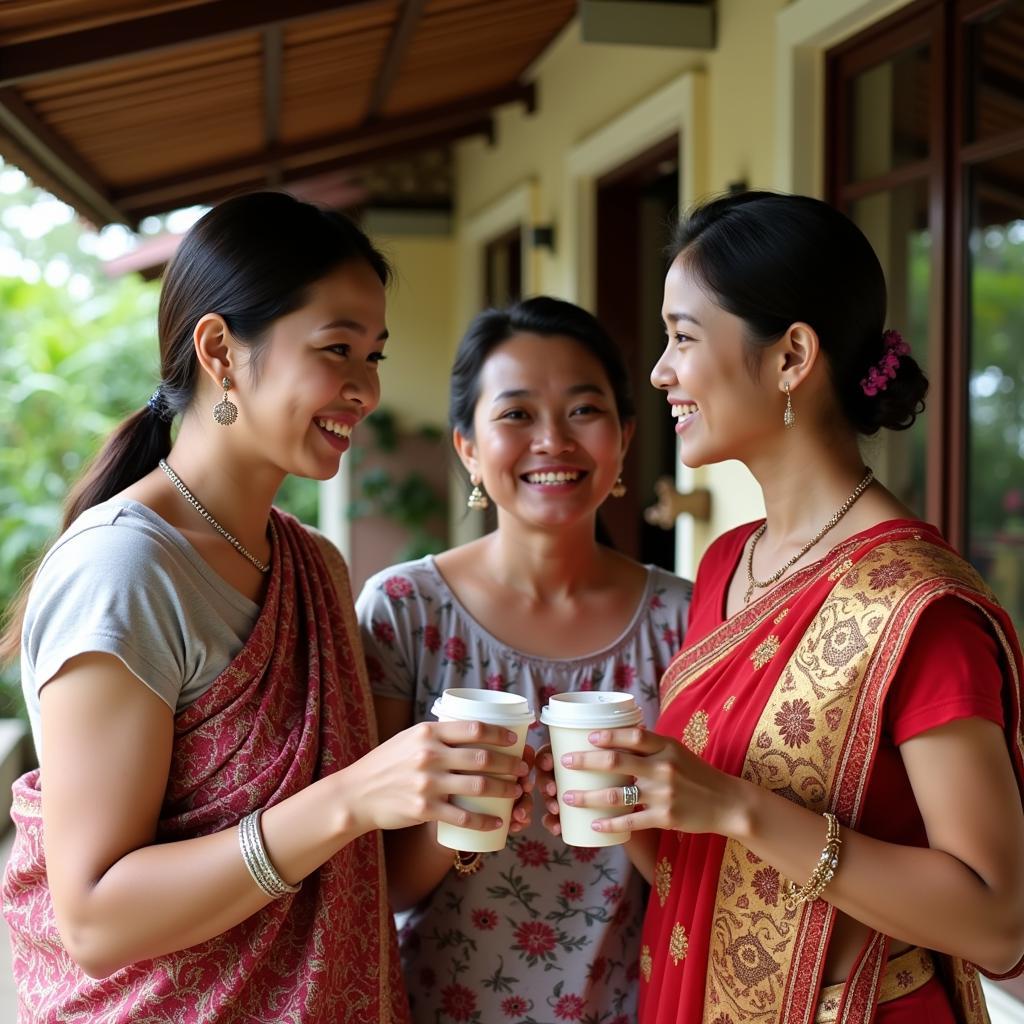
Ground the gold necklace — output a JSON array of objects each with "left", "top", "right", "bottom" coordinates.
[
  {"left": 744, "top": 468, "right": 874, "bottom": 604},
  {"left": 158, "top": 459, "right": 270, "bottom": 574}
]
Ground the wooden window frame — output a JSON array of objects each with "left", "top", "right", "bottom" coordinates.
[{"left": 826, "top": 0, "right": 1022, "bottom": 550}]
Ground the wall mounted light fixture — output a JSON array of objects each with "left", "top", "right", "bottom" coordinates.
[{"left": 530, "top": 225, "right": 555, "bottom": 251}]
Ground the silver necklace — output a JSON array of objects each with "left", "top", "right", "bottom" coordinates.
[
  {"left": 744, "top": 468, "right": 874, "bottom": 604},
  {"left": 158, "top": 459, "right": 270, "bottom": 574}
]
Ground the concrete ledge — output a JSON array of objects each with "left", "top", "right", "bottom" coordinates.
[{"left": 0, "top": 719, "right": 28, "bottom": 833}]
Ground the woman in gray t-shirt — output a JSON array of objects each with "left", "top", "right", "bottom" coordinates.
[
  {"left": 1, "top": 193, "right": 526, "bottom": 1024},
  {"left": 359, "top": 297, "right": 692, "bottom": 1024}
]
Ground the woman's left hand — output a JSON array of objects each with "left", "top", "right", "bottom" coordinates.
[
  {"left": 558, "top": 727, "right": 742, "bottom": 838},
  {"left": 509, "top": 743, "right": 536, "bottom": 835}
]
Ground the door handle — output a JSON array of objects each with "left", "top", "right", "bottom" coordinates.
[{"left": 644, "top": 477, "right": 712, "bottom": 529}]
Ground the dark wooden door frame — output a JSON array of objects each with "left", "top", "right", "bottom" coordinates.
[{"left": 595, "top": 134, "right": 679, "bottom": 566}]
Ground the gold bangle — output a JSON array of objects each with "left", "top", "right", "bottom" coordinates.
[
  {"left": 783, "top": 812, "right": 841, "bottom": 911},
  {"left": 453, "top": 850, "right": 484, "bottom": 877}
]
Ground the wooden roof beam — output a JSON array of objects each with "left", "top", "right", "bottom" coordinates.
[
  {"left": 0, "top": 0, "right": 376, "bottom": 87},
  {"left": 115, "top": 119, "right": 491, "bottom": 221},
  {"left": 263, "top": 26, "right": 283, "bottom": 186},
  {"left": 0, "top": 87, "right": 130, "bottom": 225},
  {"left": 111, "top": 82, "right": 533, "bottom": 216},
  {"left": 365, "top": 0, "right": 427, "bottom": 121}
]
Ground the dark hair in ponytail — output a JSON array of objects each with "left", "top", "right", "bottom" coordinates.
[
  {"left": 1, "top": 190, "right": 389, "bottom": 663},
  {"left": 668, "top": 190, "right": 927, "bottom": 434}
]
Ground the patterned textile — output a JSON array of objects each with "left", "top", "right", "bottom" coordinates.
[
  {"left": 2, "top": 510, "right": 409, "bottom": 1023},
  {"left": 358, "top": 556, "right": 692, "bottom": 1024},
  {"left": 641, "top": 520, "right": 1024, "bottom": 1024}
]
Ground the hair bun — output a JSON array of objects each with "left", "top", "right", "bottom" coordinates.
[{"left": 849, "top": 344, "right": 928, "bottom": 434}]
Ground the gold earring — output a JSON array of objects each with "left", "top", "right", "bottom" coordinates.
[
  {"left": 783, "top": 383, "right": 795, "bottom": 429},
  {"left": 611, "top": 475, "right": 627, "bottom": 498},
  {"left": 467, "top": 474, "right": 489, "bottom": 511},
  {"left": 213, "top": 377, "right": 238, "bottom": 426}
]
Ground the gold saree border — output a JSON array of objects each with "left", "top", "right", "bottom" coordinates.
[
  {"left": 659, "top": 525, "right": 925, "bottom": 713},
  {"left": 686, "top": 528, "right": 1012, "bottom": 1024}
]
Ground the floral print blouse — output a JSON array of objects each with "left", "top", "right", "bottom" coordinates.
[{"left": 357, "top": 556, "right": 692, "bottom": 1024}]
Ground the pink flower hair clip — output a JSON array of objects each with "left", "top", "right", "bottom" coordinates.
[{"left": 860, "top": 329, "right": 909, "bottom": 397}]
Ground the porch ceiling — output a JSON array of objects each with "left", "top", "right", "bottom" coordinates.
[{"left": 0, "top": 0, "right": 574, "bottom": 226}]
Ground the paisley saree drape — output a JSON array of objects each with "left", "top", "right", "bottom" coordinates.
[{"left": 2, "top": 511, "right": 409, "bottom": 1023}]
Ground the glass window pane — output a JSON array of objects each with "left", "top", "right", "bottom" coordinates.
[
  {"left": 849, "top": 180, "right": 931, "bottom": 515},
  {"left": 848, "top": 46, "right": 930, "bottom": 182},
  {"left": 967, "top": 150, "right": 1024, "bottom": 635},
  {"left": 967, "top": 2, "right": 1024, "bottom": 143}
]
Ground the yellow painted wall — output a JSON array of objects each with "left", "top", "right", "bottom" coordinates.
[
  {"left": 451, "top": 2, "right": 790, "bottom": 560},
  {"left": 455, "top": 0, "right": 788, "bottom": 292},
  {"left": 444, "top": 0, "right": 922, "bottom": 565},
  {"left": 456, "top": 22, "right": 699, "bottom": 254},
  {"left": 373, "top": 232, "right": 456, "bottom": 431}
]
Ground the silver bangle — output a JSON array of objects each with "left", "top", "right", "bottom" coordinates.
[{"left": 238, "top": 809, "right": 301, "bottom": 900}]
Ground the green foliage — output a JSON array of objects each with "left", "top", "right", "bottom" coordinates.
[
  {"left": 0, "top": 257, "right": 161, "bottom": 713},
  {"left": 0, "top": 169, "right": 319, "bottom": 714},
  {"left": 969, "top": 224, "right": 1024, "bottom": 534},
  {"left": 966, "top": 223, "right": 1024, "bottom": 630},
  {"left": 348, "top": 409, "right": 447, "bottom": 561},
  {"left": 275, "top": 475, "right": 320, "bottom": 527}
]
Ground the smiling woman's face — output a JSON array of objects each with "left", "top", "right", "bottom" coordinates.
[
  {"left": 459, "top": 332, "right": 630, "bottom": 529},
  {"left": 651, "top": 256, "right": 782, "bottom": 469},
  {"left": 237, "top": 258, "right": 388, "bottom": 481}
]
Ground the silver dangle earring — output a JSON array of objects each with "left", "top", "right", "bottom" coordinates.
[
  {"left": 213, "top": 377, "right": 238, "bottom": 426},
  {"left": 467, "top": 473, "right": 489, "bottom": 511},
  {"left": 611, "top": 475, "right": 627, "bottom": 498},
  {"left": 783, "top": 382, "right": 795, "bottom": 429}
]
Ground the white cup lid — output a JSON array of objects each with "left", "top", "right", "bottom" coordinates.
[
  {"left": 431, "top": 688, "right": 535, "bottom": 727},
  {"left": 540, "top": 691, "right": 644, "bottom": 729}
]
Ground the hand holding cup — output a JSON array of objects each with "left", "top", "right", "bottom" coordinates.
[
  {"left": 540, "top": 692, "right": 644, "bottom": 847},
  {"left": 431, "top": 688, "right": 535, "bottom": 852}
]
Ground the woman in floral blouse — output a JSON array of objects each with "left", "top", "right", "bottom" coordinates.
[{"left": 357, "top": 296, "right": 692, "bottom": 1023}]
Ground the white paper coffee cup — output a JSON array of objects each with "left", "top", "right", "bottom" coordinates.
[
  {"left": 430, "top": 688, "right": 534, "bottom": 852},
  {"left": 540, "top": 692, "right": 644, "bottom": 847}
]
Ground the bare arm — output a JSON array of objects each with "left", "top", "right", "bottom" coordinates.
[
  {"left": 42, "top": 654, "right": 526, "bottom": 978},
  {"left": 374, "top": 696, "right": 533, "bottom": 911},
  {"left": 562, "top": 717, "right": 1024, "bottom": 974}
]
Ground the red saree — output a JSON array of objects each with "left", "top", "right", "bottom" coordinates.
[
  {"left": 640, "top": 520, "right": 1024, "bottom": 1024},
  {"left": 2, "top": 510, "right": 409, "bottom": 1023}
]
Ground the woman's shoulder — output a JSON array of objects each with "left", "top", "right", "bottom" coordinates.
[
  {"left": 356, "top": 556, "right": 440, "bottom": 609},
  {"left": 689, "top": 521, "right": 760, "bottom": 587},
  {"left": 702, "top": 521, "right": 761, "bottom": 564},
  {"left": 296, "top": 522, "right": 348, "bottom": 571},
  {"left": 645, "top": 564, "right": 694, "bottom": 610},
  {"left": 38, "top": 499, "right": 185, "bottom": 581}
]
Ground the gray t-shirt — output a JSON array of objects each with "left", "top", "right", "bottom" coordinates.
[{"left": 21, "top": 499, "right": 260, "bottom": 757}]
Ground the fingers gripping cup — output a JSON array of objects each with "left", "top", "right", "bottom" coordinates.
[
  {"left": 541, "top": 692, "right": 644, "bottom": 847},
  {"left": 431, "top": 689, "right": 534, "bottom": 853}
]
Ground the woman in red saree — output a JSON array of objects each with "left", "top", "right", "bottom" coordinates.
[
  {"left": 0, "top": 192, "right": 527, "bottom": 1022},
  {"left": 541, "top": 192, "right": 1024, "bottom": 1022}
]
